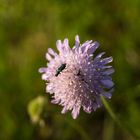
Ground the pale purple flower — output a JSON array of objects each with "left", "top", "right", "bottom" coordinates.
[{"left": 39, "top": 35, "right": 114, "bottom": 119}]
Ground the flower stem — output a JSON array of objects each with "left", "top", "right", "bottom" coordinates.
[
  {"left": 101, "top": 95, "right": 121, "bottom": 126},
  {"left": 101, "top": 95, "right": 138, "bottom": 139}
]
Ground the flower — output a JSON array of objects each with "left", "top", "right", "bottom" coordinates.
[{"left": 39, "top": 35, "right": 114, "bottom": 119}]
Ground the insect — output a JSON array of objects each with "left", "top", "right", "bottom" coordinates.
[
  {"left": 77, "top": 70, "right": 88, "bottom": 83},
  {"left": 55, "top": 63, "right": 66, "bottom": 76}
]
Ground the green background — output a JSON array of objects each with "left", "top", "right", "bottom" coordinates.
[{"left": 0, "top": 0, "right": 140, "bottom": 140}]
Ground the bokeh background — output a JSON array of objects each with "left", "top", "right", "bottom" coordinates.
[{"left": 0, "top": 0, "right": 140, "bottom": 140}]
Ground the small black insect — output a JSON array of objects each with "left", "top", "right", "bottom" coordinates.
[
  {"left": 77, "top": 70, "right": 88, "bottom": 83},
  {"left": 77, "top": 70, "right": 81, "bottom": 76},
  {"left": 55, "top": 63, "right": 66, "bottom": 76}
]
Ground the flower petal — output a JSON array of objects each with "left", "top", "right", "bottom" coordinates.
[
  {"left": 102, "top": 68, "right": 115, "bottom": 75},
  {"left": 48, "top": 48, "right": 57, "bottom": 57},
  {"left": 46, "top": 53, "right": 53, "bottom": 61},
  {"left": 86, "top": 41, "right": 99, "bottom": 55},
  {"left": 100, "top": 57, "right": 113, "bottom": 65},
  {"left": 71, "top": 106, "right": 80, "bottom": 119},
  {"left": 75, "top": 35, "right": 80, "bottom": 47},
  {"left": 38, "top": 67, "right": 47, "bottom": 73},
  {"left": 101, "top": 79, "right": 114, "bottom": 88},
  {"left": 102, "top": 92, "right": 112, "bottom": 99}
]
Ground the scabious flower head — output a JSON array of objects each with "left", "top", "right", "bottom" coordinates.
[{"left": 39, "top": 35, "right": 114, "bottom": 119}]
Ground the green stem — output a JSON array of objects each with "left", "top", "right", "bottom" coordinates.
[
  {"left": 101, "top": 95, "right": 121, "bottom": 126},
  {"left": 101, "top": 95, "right": 139, "bottom": 139}
]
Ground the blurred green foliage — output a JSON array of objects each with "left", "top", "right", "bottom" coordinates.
[{"left": 0, "top": 0, "right": 140, "bottom": 140}]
